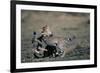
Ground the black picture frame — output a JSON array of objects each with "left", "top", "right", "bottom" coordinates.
[{"left": 10, "top": 1, "right": 97, "bottom": 73}]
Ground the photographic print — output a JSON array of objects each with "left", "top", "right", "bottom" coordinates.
[
  {"left": 21, "top": 10, "right": 90, "bottom": 63},
  {"left": 11, "top": 1, "right": 97, "bottom": 72}
]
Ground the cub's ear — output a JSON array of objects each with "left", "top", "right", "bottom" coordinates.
[
  {"left": 33, "top": 32, "right": 36, "bottom": 35},
  {"left": 50, "top": 34, "right": 53, "bottom": 37}
]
